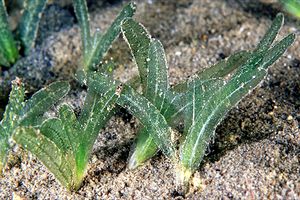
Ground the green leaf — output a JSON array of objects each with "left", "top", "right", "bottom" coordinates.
[
  {"left": 12, "top": 74, "right": 118, "bottom": 190},
  {"left": 18, "top": 0, "right": 47, "bottom": 55},
  {"left": 1, "top": 79, "right": 25, "bottom": 134},
  {"left": 0, "top": 49, "right": 10, "bottom": 67},
  {"left": 26, "top": 101, "right": 75, "bottom": 157},
  {"left": 0, "top": 125, "right": 8, "bottom": 173},
  {"left": 260, "top": 33, "right": 295, "bottom": 70},
  {"left": 128, "top": 127, "right": 158, "bottom": 169},
  {"left": 14, "top": 126, "right": 74, "bottom": 190},
  {"left": 118, "top": 85, "right": 176, "bottom": 158},
  {"left": 0, "top": 79, "right": 25, "bottom": 173},
  {"left": 121, "top": 18, "right": 151, "bottom": 91},
  {"left": 120, "top": 12, "right": 294, "bottom": 186},
  {"left": 254, "top": 13, "right": 283, "bottom": 54},
  {"left": 0, "top": 80, "right": 70, "bottom": 175},
  {"left": 183, "top": 78, "right": 225, "bottom": 135},
  {"left": 0, "top": 0, "right": 19, "bottom": 66},
  {"left": 145, "top": 39, "right": 169, "bottom": 100},
  {"left": 72, "top": 0, "right": 91, "bottom": 59},
  {"left": 81, "top": 2, "right": 136, "bottom": 72},
  {"left": 179, "top": 25, "right": 295, "bottom": 176},
  {"left": 197, "top": 51, "right": 251, "bottom": 81},
  {"left": 89, "top": 73, "right": 176, "bottom": 158},
  {"left": 20, "top": 81, "right": 70, "bottom": 126},
  {"left": 281, "top": 0, "right": 300, "bottom": 18},
  {"left": 77, "top": 84, "right": 118, "bottom": 169},
  {"left": 58, "top": 104, "right": 81, "bottom": 152},
  {"left": 172, "top": 50, "right": 251, "bottom": 93}
]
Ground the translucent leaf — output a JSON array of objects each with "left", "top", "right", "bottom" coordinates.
[
  {"left": 128, "top": 127, "right": 157, "bottom": 169},
  {"left": 0, "top": 80, "right": 69, "bottom": 175},
  {"left": 0, "top": 0, "right": 18, "bottom": 66},
  {"left": 119, "top": 85, "right": 176, "bottom": 158},
  {"left": 90, "top": 73, "right": 176, "bottom": 158},
  {"left": 13, "top": 78, "right": 117, "bottom": 190},
  {"left": 83, "top": 2, "right": 136, "bottom": 71},
  {"left": 77, "top": 86, "right": 118, "bottom": 166},
  {"left": 126, "top": 35, "right": 182, "bottom": 168},
  {"left": 0, "top": 79, "right": 25, "bottom": 173},
  {"left": 58, "top": 104, "right": 81, "bottom": 152},
  {"left": 121, "top": 18, "right": 151, "bottom": 91},
  {"left": 172, "top": 51, "right": 251, "bottom": 93},
  {"left": 20, "top": 81, "right": 70, "bottom": 126},
  {"left": 128, "top": 90, "right": 184, "bottom": 168},
  {"left": 0, "top": 125, "right": 8, "bottom": 173},
  {"left": 40, "top": 118, "right": 67, "bottom": 152},
  {"left": 183, "top": 78, "right": 225, "bottom": 135},
  {"left": 180, "top": 28, "right": 295, "bottom": 174},
  {"left": 72, "top": 0, "right": 91, "bottom": 59},
  {"left": 1, "top": 79, "right": 25, "bottom": 134},
  {"left": 197, "top": 50, "right": 251, "bottom": 81},
  {"left": 260, "top": 33, "right": 295, "bottom": 70},
  {"left": 254, "top": 13, "right": 283, "bottom": 54},
  {"left": 18, "top": 0, "right": 47, "bottom": 55},
  {"left": 13, "top": 127, "right": 73, "bottom": 188},
  {"left": 146, "top": 39, "right": 169, "bottom": 100}
]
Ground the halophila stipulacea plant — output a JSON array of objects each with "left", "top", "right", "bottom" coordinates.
[
  {"left": 9, "top": 1, "right": 135, "bottom": 190},
  {"left": 0, "top": 0, "right": 47, "bottom": 67},
  {"left": 100, "top": 13, "right": 294, "bottom": 186},
  {"left": 0, "top": 0, "right": 139, "bottom": 192},
  {"left": 14, "top": 76, "right": 118, "bottom": 190},
  {"left": 0, "top": 0, "right": 295, "bottom": 192},
  {"left": 0, "top": 78, "right": 70, "bottom": 175},
  {"left": 72, "top": 0, "right": 136, "bottom": 82}
]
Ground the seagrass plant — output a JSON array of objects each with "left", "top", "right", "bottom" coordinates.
[
  {"left": 92, "top": 13, "right": 295, "bottom": 187},
  {"left": 0, "top": 0, "right": 47, "bottom": 66},
  {"left": 72, "top": 0, "right": 136, "bottom": 82},
  {"left": 0, "top": 78, "right": 70, "bottom": 175},
  {"left": 9, "top": 2, "right": 136, "bottom": 190},
  {"left": 13, "top": 74, "right": 119, "bottom": 190},
  {"left": 120, "top": 18, "right": 250, "bottom": 169}
]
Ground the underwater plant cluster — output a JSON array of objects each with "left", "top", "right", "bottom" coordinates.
[{"left": 0, "top": 0, "right": 296, "bottom": 194}]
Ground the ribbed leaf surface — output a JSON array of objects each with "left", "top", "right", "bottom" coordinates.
[
  {"left": 0, "top": 0, "right": 18, "bottom": 66},
  {"left": 14, "top": 127, "right": 74, "bottom": 189},
  {"left": 121, "top": 18, "right": 151, "bottom": 90},
  {"left": 180, "top": 31, "right": 295, "bottom": 172},
  {"left": 0, "top": 80, "right": 70, "bottom": 174},
  {"left": 18, "top": 0, "right": 47, "bottom": 55},
  {"left": 20, "top": 81, "right": 70, "bottom": 126}
]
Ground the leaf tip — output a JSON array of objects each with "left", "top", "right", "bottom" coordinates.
[
  {"left": 276, "top": 12, "right": 284, "bottom": 23},
  {"left": 129, "top": 2, "right": 137, "bottom": 11}
]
